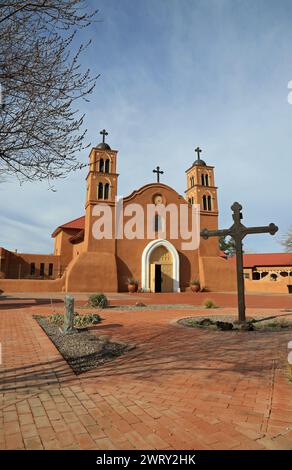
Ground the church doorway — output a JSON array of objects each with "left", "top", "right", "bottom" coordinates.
[
  {"left": 154, "top": 265, "right": 162, "bottom": 292},
  {"left": 141, "top": 239, "right": 180, "bottom": 292},
  {"left": 149, "top": 245, "right": 173, "bottom": 293}
]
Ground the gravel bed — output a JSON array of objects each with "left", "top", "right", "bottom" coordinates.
[
  {"left": 34, "top": 315, "right": 133, "bottom": 374},
  {"left": 83, "top": 304, "right": 211, "bottom": 312},
  {"left": 178, "top": 314, "right": 292, "bottom": 332}
]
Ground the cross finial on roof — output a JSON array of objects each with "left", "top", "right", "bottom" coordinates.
[
  {"left": 153, "top": 166, "right": 164, "bottom": 183},
  {"left": 100, "top": 129, "right": 108, "bottom": 144},
  {"left": 195, "top": 147, "right": 202, "bottom": 160}
]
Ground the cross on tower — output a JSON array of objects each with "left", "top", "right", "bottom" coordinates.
[
  {"left": 100, "top": 129, "right": 108, "bottom": 143},
  {"left": 153, "top": 166, "right": 164, "bottom": 183},
  {"left": 201, "top": 202, "right": 278, "bottom": 323},
  {"left": 195, "top": 147, "right": 202, "bottom": 160}
]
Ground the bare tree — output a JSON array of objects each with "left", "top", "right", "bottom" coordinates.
[
  {"left": 0, "top": 1, "right": 99, "bottom": 183},
  {"left": 280, "top": 228, "right": 292, "bottom": 252}
]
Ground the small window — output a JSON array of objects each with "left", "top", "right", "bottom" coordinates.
[
  {"left": 99, "top": 159, "right": 104, "bottom": 172},
  {"left": 40, "top": 263, "right": 45, "bottom": 277},
  {"left": 48, "top": 263, "right": 53, "bottom": 277},
  {"left": 154, "top": 214, "right": 162, "bottom": 232},
  {"left": 105, "top": 159, "right": 110, "bottom": 173},
  {"left": 252, "top": 272, "right": 260, "bottom": 280},
  {"left": 205, "top": 175, "right": 209, "bottom": 186},
  {"left": 98, "top": 182, "right": 103, "bottom": 199},
  {"left": 104, "top": 183, "right": 110, "bottom": 200},
  {"left": 30, "top": 263, "right": 35, "bottom": 276},
  {"left": 201, "top": 174, "right": 205, "bottom": 186},
  {"left": 202, "top": 195, "right": 207, "bottom": 210},
  {"left": 207, "top": 195, "right": 212, "bottom": 211}
]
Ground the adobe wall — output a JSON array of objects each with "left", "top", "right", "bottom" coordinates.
[
  {"left": 199, "top": 256, "right": 237, "bottom": 292},
  {"left": 0, "top": 276, "right": 64, "bottom": 293},
  {"left": 245, "top": 279, "right": 290, "bottom": 294},
  {"left": 65, "top": 251, "right": 118, "bottom": 292},
  {"left": 3, "top": 250, "right": 61, "bottom": 279},
  {"left": 53, "top": 229, "right": 77, "bottom": 268}
]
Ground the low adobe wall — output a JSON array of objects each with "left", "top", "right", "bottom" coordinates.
[
  {"left": 65, "top": 251, "right": 118, "bottom": 292},
  {"left": 245, "top": 279, "right": 290, "bottom": 294},
  {"left": 199, "top": 256, "right": 237, "bottom": 292},
  {"left": 0, "top": 277, "right": 64, "bottom": 293}
]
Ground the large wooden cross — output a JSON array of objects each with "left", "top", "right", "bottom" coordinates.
[
  {"left": 201, "top": 202, "right": 278, "bottom": 323},
  {"left": 153, "top": 166, "right": 164, "bottom": 183}
]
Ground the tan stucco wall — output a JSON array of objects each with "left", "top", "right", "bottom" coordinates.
[
  {"left": 65, "top": 251, "right": 118, "bottom": 292},
  {"left": 199, "top": 256, "right": 237, "bottom": 292},
  {"left": 2, "top": 250, "right": 61, "bottom": 279},
  {"left": 245, "top": 279, "right": 290, "bottom": 294},
  {"left": 0, "top": 276, "right": 64, "bottom": 293}
]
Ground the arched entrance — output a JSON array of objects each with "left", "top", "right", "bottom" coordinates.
[{"left": 141, "top": 239, "right": 180, "bottom": 292}]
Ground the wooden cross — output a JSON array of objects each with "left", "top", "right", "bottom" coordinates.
[
  {"left": 153, "top": 166, "right": 164, "bottom": 183},
  {"left": 195, "top": 147, "right": 202, "bottom": 159},
  {"left": 100, "top": 129, "right": 108, "bottom": 143},
  {"left": 201, "top": 202, "right": 278, "bottom": 323}
]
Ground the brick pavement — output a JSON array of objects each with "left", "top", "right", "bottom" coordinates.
[{"left": 0, "top": 294, "right": 292, "bottom": 450}]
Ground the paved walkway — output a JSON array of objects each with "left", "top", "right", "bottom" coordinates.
[{"left": 0, "top": 295, "right": 292, "bottom": 450}]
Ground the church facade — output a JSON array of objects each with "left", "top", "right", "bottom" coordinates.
[{"left": 0, "top": 132, "right": 236, "bottom": 293}]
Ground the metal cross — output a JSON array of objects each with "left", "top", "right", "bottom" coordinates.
[
  {"left": 153, "top": 166, "right": 164, "bottom": 183},
  {"left": 195, "top": 147, "right": 202, "bottom": 159},
  {"left": 100, "top": 129, "right": 108, "bottom": 143},
  {"left": 201, "top": 202, "right": 278, "bottom": 323}
]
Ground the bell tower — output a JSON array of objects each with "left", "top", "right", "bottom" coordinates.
[
  {"left": 65, "top": 129, "right": 119, "bottom": 291},
  {"left": 185, "top": 146, "right": 219, "bottom": 257},
  {"left": 84, "top": 129, "right": 118, "bottom": 252},
  {"left": 185, "top": 147, "right": 218, "bottom": 216},
  {"left": 85, "top": 129, "right": 118, "bottom": 209}
]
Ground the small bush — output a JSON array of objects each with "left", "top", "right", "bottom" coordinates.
[
  {"left": 264, "top": 318, "right": 290, "bottom": 329},
  {"left": 74, "top": 313, "right": 102, "bottom": 327},
  {"left": 88, "top": 293, "right": 109, "bottom": 309},
  {"left": 204, "top": 299, "right": 218, "bottom": 309},
  {"left": 48, "top": 312, "right": 101, "bottom": 327},
  {"left": 48, "top": 313, "right": 64, "bottom": 325}
]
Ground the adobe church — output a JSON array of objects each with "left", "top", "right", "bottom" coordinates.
[{"left": 0, "top": 131, "right": 236, "bottom": 293}]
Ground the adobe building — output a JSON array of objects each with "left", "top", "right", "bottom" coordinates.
[
  {"left": 0, "top": 131, "right": 236, "bottom": 293},
  {"left": 243, "top": 253, "right": 292, "bottom": 294}
]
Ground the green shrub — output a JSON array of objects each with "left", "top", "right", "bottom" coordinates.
[
  {"left": 204, "top": 299, "right": 218, "bottom": 309},
  {"left": 48, "top": 313, "right": 64, "bottom": 325},
  {"left": 48, "top": 312, "right": 101, "bottom": 327},
  {"left": 88, "top": 293, "right": 109, "bottom": 309},
  {"left": 74, "top": 313, "right": 101, "bottom": 327},
  {"left": 265, "top": 318, "right": 290, "bottom": 329}
]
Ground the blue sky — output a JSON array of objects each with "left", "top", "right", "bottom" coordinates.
[{"left": 1, "top": 0, "right": 292, "bottom": 253}]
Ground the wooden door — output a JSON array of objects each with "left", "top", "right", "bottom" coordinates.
[
  {"left": 161, "top": 263, "right": 173, "bottom": 292},
  {"left": 149, "top": 245, "right": 173, "bottom": 292},
  {"left": 150, "top": 263, "right": 155, "bottom": 293}
]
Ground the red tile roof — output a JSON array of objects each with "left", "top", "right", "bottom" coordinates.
[
  {"left": 243, "top": 253, "right": 292, "bottom": 268},
  {"left": 51, "top": 216, "right": 85, "bottom": 237}
]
